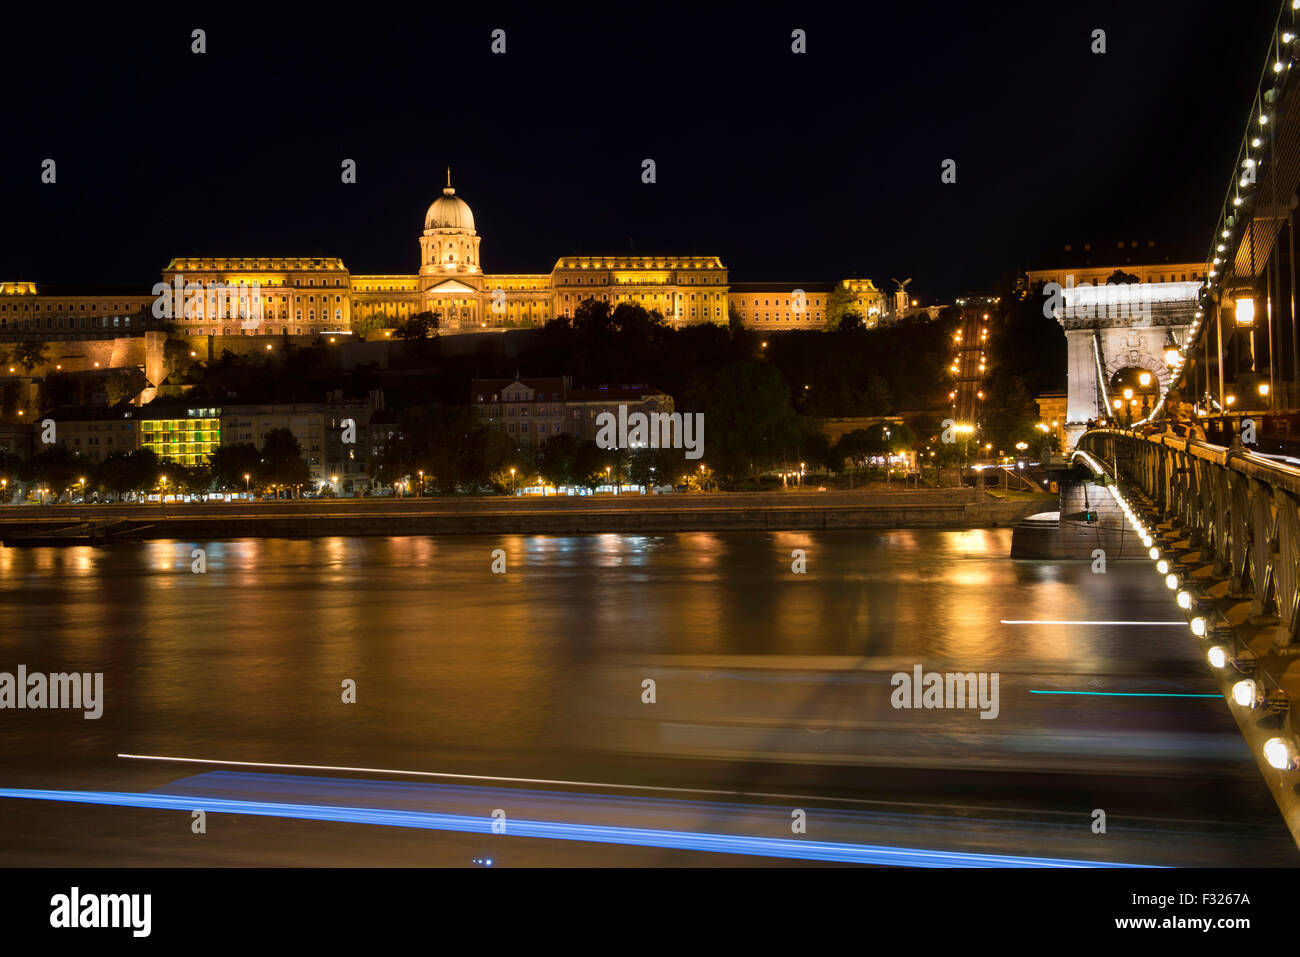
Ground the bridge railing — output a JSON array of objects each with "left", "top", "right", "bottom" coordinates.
[{"left": 1077, "top": 428, "right": 1300, "bottom": 647}]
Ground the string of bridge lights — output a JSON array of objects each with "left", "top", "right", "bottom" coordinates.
[
  {"left": 1105, "top": 481, "right": 1297, "bottom": 772},
  {"left": 1149, "top": 0, "right": 1300, "bottom": 426}
]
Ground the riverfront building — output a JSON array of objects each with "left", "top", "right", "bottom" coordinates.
[
  {"left": 471, "top": 377, "right": 673, "bottom": 449},
  {"left": 3, "top": 174, "right": 890, "bottom": 338}
]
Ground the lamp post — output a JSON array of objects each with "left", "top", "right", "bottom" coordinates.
[
  {"left": 417, "top": 469, "right": 424, "bottom": 497},
  {"left": 244, "top": 473, "right": 251, "bottom": 499},
  {"left": 510, "top": 466, "right": 516, "bottom": 496}
]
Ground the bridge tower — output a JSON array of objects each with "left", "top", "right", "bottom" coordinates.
[{"left": 1056, "top": 281, "right": 1198, "bottom": 447}]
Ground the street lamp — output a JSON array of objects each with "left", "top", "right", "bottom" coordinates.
[
  {"left": 509, "top": 466, "right": 516, "bottom": 495},
  {"left": 417, "top": 469, "right": 424, "bottom": 497},
  {"left": 244, "top": 473, "right": 251, "bottom": 498}
]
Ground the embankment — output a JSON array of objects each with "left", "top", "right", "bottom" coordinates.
[{"left": 0, "top": 489, "right": 1046, "bottom": 543}]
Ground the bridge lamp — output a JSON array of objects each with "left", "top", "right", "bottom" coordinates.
[
  {"left": 1142, "top": 534, "right": 1154, "bottom": 548},
  {"left": 1138, "top": 372, "right": 1151, "bottom": 387},
  {"left": 1226, "top": 394, "right": 1237, "bottom": 406},
  {"left": 1164, "top": 348, "right": 1181, "bottom": 366},
  {"left": 1263, "top": 737, "right": 1298, "bottom": 771},
  {"left": 1148, "top": 546, "right": 1160, "bottom": 560},
  {"left": 1259, "top": 382, "right": 1270, "bottom": 397},
  {"left": 1207, "top": 645, "right": 1228, "bottom": 669},
  {"left": 1123, "top": 388, "right": 1134, "bottom": 400},
  {"left": 1176, "top": 589, "right": 1193, "bottom": 610},
  {"left": 1113, "top": 399, "right": 1123, "bottom": 410},
  {"left": 1235, "top": 297, "right": 1255, "bottom": 325},
  {"left": 1164, "top": 573, "right": 1180, "bottom": 590},
  {"left": 1231, "top": 679, "right": 1259, "bottom": 708},
  {"left": 1189, "top": 615, "right": 1206, "bottom": 636}
]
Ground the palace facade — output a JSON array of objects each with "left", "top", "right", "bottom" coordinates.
[{"left": 2, "top": 175, "right": 888, "bottom": 338}]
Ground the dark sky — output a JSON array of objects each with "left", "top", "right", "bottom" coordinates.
[{"left": 0, "top": 1, "right": 1280, "bottom": 301}]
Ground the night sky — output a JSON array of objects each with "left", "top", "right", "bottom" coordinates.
[{"left": 0, "top": 1, "right": 1280, "bottom": 301}]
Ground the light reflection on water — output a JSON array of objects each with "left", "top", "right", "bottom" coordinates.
[{"left": 0, "top": 529, "right": 1188, "bottom": 770}]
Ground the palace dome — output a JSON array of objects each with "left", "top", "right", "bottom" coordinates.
[{"left": 425, "top": 185, "right": 475, "bottom": 232}]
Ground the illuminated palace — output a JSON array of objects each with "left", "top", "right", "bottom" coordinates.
[{"left": 0, "top": 174, "right": 886, "bottom": 337}]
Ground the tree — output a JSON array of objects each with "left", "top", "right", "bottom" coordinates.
[
  {"left": 209, "top": 443, "right": 263, "bottom": 492},
  {"left": 37, "top": 371, "right": 77, "bottom": 410},
  {"left": 163, "top": 337, "right": 197, "bottom": 379},
  {"left": 24, "top": 446, "right": 82, "bottom": 499},
  {"left": 727, "top": 302, "right": 746, "bottom": 336},
  {"left": 258, "top": 428, "right": 311, "bottom": 492},
  {"left": 570, "top": 439, "right": 608, "bottom": 491},
  {"left": 13, "top": 338, "right": 48, "bottom": 374},
  {"left": 825, "top": 284, "right": 863, "bottom": 329},
  {"left": 833, "top": 429, "right": 879, "bottom": 475},
  {"left": 103, "top": 369, "right": 141, "bottom": 405},
  {"left": 393, "top": 311, "right": 439, "bottom": 339},
  {"left": 536, "top": 432, "right": 581, "bottom": 488},
  {"left": 686, "top": 361, "right": 801, "bottom": 487},
  {"left": 351, "top": 312, "right": 396, "bottom": 336}
]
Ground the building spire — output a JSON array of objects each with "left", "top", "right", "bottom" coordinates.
[{"left": 446, "top": 166, "right": 452, "bottom": 187}]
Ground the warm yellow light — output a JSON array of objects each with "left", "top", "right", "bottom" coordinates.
[
  {"left": 1123, "top": 388, "right": 1133, "bottom": 399},
  {"left": 1259, "top": 382, "right": 1271, "bottom": 396},
  {"left": 1235, "top": 298, "right": 1255, "bottom": 325},
  {"left": 1113, "top": 399, "right": 1123, "bottom": 409},
  {"left": 1226, "top": 394, "right": 1237, "bottom": 406},
  {"left": 1138, "top": 372, "right": 1151, "bottom": 386}
]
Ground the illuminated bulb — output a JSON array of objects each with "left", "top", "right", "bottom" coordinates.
[
  {"left": 1177, "top": 590, "right": 1192, "bottom": 609},
  {"left": 1207, "top": 646, "right": 1227, "bottom": 668},
  {"left": 1231, "top": 679, "right": 1257, "bottom": 708},
  {"left": 1263, "top": 737, "right": 1296, "bottom": 771},
  {"left": 1148, "top": 546, "right": 1160, "bottom": 560},
  {"left": 1165, "top": 573, "right": 1179, "bottom": 590},
  {"left": 1189, "top": 616, "right": 1206, "bottom": 636},
  {"left": 1142, "top": 535, "right": 1154, "bottom": 548}
]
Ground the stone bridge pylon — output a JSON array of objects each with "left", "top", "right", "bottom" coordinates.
[{"left": 1053, "top": 280, "right": 1199, "bottom": 448}]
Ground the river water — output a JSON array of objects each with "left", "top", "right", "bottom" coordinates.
[{"left": 0, "top": 529, "right": 1293, "bottom": 866}]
